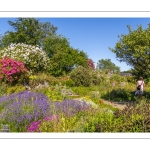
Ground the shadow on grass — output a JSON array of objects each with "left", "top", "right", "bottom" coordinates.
[
  {"left": 101, "top": 89, "right": 137, "bottom": 102},
  {"left": 101, "top": 88, "right": 150, "bottom": 103}
]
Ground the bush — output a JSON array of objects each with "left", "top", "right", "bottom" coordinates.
[
  {"left": 110, "top": 74, "right": 127, "bottom": 83},
  {"left": 69, "top": 66, "right": 92, "bottom": 86},
  {"left": 61, "top": 79, "right": 75, "bottom": 87},
  {"left": 112, "top": 100, "right": 150, "bottom": 132},
  {"left": 0, "top": 43, "right": 51, "bottom": 73},
  {"left": 91, "top": 71, "right": 101, "bottom": 85},
  {"left": 0, "top": 56, "right": 28, "bottom": 85}
]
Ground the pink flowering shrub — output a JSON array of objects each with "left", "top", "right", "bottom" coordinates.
[
  {"left": 0, "top": 56, "right": 28, "bottom": 84},
  {"left": 26, "top": 115, "right": 59, "bottom": 132}
]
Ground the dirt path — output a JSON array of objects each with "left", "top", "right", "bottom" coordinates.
[
  {"left": 102, "top": 100, "right": 127, "bottom": 110},
  {"left": 74, "top": 97, "right": 127, "bottom": 110}
]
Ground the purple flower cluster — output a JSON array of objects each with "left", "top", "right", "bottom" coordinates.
[
  {"left": 0, "top": 90, "right": 50, "bottom": 130},
  {"left": 53, "top": 99, "right": 91, "bottom": 116}
]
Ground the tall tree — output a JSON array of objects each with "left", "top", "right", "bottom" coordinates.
[
  {"left": 43, "top": 35, "right": 88, "bottom": 76},
  {"left": 0, "top": 18, "right": 57, "bottom": 47},
  {"left": 96, "top": 59, "right": 120, "bottom": 73},
  {"left": 109, "top": 24, "right": 150, "bottom": 79}
]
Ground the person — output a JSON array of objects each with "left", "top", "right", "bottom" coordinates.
[{"left": 135, "top": 77, "right": 145, "bottom": 99}]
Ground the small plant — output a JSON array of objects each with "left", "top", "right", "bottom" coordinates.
[{"left": 45, "top": 87, "right": 63, "bottom": 101}]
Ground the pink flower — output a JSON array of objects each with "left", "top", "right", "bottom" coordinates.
[{"left": 0, "top": 56, "right": 28, "bottom": 83}]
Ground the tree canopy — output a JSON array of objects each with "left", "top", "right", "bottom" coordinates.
[
  {"left": 43, "top": 35, "right": 88, "bottom": 76},
  {"left": 110, "top": 24, "right": 150, "bottom": 79},
  {"left": 0, "top": 18, "right": 57, "bottom": 48},
  {"left": 96, "top": 59, "right": 120, "bottom": 73}
]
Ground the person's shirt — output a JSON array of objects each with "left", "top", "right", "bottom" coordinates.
[{"left": 137, "top": 80, "right": 145, "bottom": 90}]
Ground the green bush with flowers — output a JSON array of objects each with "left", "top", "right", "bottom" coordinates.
[{"left": 0, "top": 43, "right": 51, "bottom": 74}]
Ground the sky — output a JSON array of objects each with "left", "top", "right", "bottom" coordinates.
[{"left": 1, "top": 17, "right": 150, "bottom": 71}]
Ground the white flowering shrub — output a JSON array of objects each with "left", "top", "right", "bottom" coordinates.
[{"left": 0, "top": 43, "right": 51, "bottom": 73}]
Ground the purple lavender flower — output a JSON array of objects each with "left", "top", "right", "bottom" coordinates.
[
  {"left": 53, "top": 99, "right": 91, "bottom": 117},
  {"left": 0, "top": 90, "right": 50, "bottom": 131}
]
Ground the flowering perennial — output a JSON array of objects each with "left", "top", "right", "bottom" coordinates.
[
  {"left": 0, "top": 90, "right": 50, "bottom": 130},
  {"left": 0, "top": 43, "right": 51, "bottom": 73},
  {"left": 0, "top": 56, "right": 28, "bottom": 83}
]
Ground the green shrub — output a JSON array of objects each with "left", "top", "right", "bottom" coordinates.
[
  {"left": 91, "top": 71, "right": 101, "bottom": 85},
  {"left": 112, "top": 100, "right": 150, "bottom": 132},
  {"left": 126, "top": 76, "right": 136, "bottom": 83},
  {"left": 62, "top": 79, "right": 75, "bottom": 87},
  {"left": 69, "top": 66, "right": 92, "bottom": 87},
  {"left": 110, "top": 74, "right": 127, "bottom": 83}
]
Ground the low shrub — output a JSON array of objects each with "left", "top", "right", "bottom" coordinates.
[
  {"left": 61, "top": 79, "right": 75, "bottom": 87},
  {"left": 69, "top": 66, "right": 92, "bottom": 87}
]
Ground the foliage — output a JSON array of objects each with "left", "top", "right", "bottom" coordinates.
[
  {"left": 96, "top": 59, "right": 120, "bottom": 73},
  {"left": 126, "top": 76, "right": 136, "bottom": 83},
  {"left": 110, "top": 24, "right": 150, "bottom": 80},
  {"left": 44, "top": 87, "right": 64, "bottom": 102},
  {"left": 72, "top": 86, "right": 90, "bottom": 96},
  {"left": 112, "top": 100, "right": 150, "bottom": 132},
  {"left": 91, "top": 71, "right": 101, "bottom": 85},
  {"left": 29, "top": 73, "right": 59, "bottom": 88},
  {"left": 6, "top": 85, "right": 26, "bottom": 95},
  {"left": 110, "top": 74, "right": 127, "bottom": 83},
  {"left": 43, "top": 35, "right": 88, "bottom": 76},
  {"left": 0, "top": 43, "right": 51, "bottom": 73},
  {"left": 61, "top": 79, "right": 75, "bottom": 87},
  {"left": 0, "top": 18, "right": 57, "bottom": 48},
  {"left": 0, "top": 56, "right": 28, "bottom": 85},
  {"left": 69, "top": 66, "right": 92, "bottom": 86}
]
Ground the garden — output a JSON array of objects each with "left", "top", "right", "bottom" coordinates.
[
  {"left": 1, "top": 44, "right": 150, "bottom": 133},
  {"left": 1, "top": 18, "right": 150, "bottom": 133}
]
